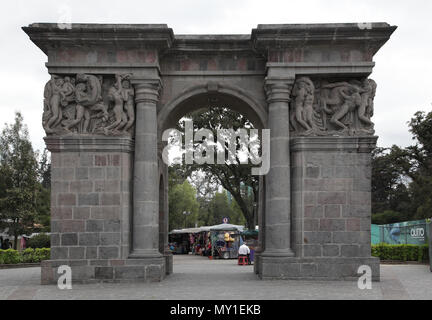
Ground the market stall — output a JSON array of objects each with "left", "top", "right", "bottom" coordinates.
[
  {"left": 168, "top": 224, "right": 245, "bottom": 259},
  {"left": 169, "top": 227, "right": 211, "bottom": 255},
  {"left": 209, "top": 224, "right": 244, "bottom": 259}
]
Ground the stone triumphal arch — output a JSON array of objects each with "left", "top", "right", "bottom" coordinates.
[{"left": 23, "top": 23, "right": 396, "bottom": 283}]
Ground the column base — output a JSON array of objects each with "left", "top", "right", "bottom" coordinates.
[
  {"left": 260, "top": 248, "right": 295, "bottom": 257},
  {"left": 257, "top": 256, "right": 380, "bottom": 281},
  {"left": 128, "top": 249, "right": 163, "bottom": 259},
  {"left": 41, "top": 257, "right": 166, "bottom": 284}
]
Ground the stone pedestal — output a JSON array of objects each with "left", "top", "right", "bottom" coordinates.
[
  {"left": 41, "top": 136, "right": 166, "bottom": 284},
  {"left": 257, "top": 136, "right": 380, "bottom": 280}
]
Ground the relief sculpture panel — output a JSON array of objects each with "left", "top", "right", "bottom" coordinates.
[
  {"left": 290, "top": 76, "right": 377, "bottom": 136},
  {"left": 42, "top": 73, "right": 135, "bottom": 136}
]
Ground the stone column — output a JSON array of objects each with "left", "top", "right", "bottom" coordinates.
[
  {"left": 129, "top": 80, "right": 162, "bottom": 259},
  {"left": 261, "top": 78, "right": 295, "bottom": 258}
]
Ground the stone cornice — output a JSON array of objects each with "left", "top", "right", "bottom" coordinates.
[
  {"left": 290, "top": 136, "right": 378, "bottom": 153},
  {"left": 266, "top": 61, "right": 376, "bottom": 77},
  {"left": 45, "top": 136, "right": 134, "bottom": 153},
  {"left": 22, "top": 23, "right": 174, "bottom": 54},
  {"left": 252, "top": 23, "right": 397, "bottom": 53},
  {"left": 168, "top": 34, "right": 254, "bottom": 54},
  {"left": 24, "top": 22, "right": 396, "bottom": 59}
]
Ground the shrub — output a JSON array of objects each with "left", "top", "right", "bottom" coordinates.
[
  {"left": 21, "top": 248, "right": 35, "bottom": 263},
  {"left": 0, "top": 249, "right": 21, "bottom": 264},
  {"left": 371, "top": 210, "right": 407, "bottom": 225},
  {"left": 372, "top": 243, "right": 429, "bottom": 262},
  {"left": 34, "top": 248, "right": 50, "bottom": 262},
  {"left": 0, "top": 248, "right": 50, "bottom": 264},
  {"left": 26, "top": 233, "right": 50, "bottom": 249}
]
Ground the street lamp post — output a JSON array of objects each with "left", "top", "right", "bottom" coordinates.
[{"left": 253, "top": 202, "right": 257, "bottom": 230}]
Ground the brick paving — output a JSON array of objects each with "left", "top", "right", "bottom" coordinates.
[{"left": 0, "top": 255, "right": 431, "bottom": 300}]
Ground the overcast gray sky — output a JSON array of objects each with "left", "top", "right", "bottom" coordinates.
[{"left": 0, "top": 0, "right": 431, "bottom": 153}]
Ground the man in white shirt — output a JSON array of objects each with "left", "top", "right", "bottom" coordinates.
[{"left": 238, "top": 243, "right": 251, "bottom": 264}]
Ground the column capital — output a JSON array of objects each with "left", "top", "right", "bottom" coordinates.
[
  {"left": 131, "top": 78, "right": 162, "bottom": 104},
  {"left": 264, "top": 77, "right": 295, "bottom": 104}
]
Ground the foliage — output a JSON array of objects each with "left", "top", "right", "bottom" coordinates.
[
  {"left": 372, "top": 210, "right": 408, "bottom": 225},
  {"left": 371, "top": 244, "right": 429, "bottom": 262},
  {"left": 0, "top": 113, "right": 39, "bottom": 249},
  {"left": 168, "top": 180, "right": 200, "bottom": 230},
  {"left": 0, "top": 249, "right": 21, "bottom": 264},
  {"left": 371, "top": 147, "right": 411, "bottom": 216},
  {"left": 38, "top": 149, "right": 51, "bottom": 189},
  {"left": 0, "top": 113, "right": 51, "bottom": 240},
  {"left": 372, "top": 109, "right": 432, "bottom": 223},
  {"left": 26, "top": 233, "right": 51, "bottom": 249},
  {"left": 168, "top": 165, "right": 187, "bottom": 190},
  {"left": 34, "top": 149, "right": 51, "bottom": 232},
  {"left": 199, "top": 191, "right": 246, "bottom": 226},
  {"left": 0, "top": 248, "right": 50, "bottom": 264},
  {"left": 174, "top": 107, "right": 260, "bottom": 229},
  {"left": 20, "top": 248, "right": 51, "bottom": 263}
]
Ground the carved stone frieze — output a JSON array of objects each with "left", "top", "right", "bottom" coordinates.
[
  {"left": 290, "top": 76, "right": 377, "bottom": 137},
  {"left": 42, "top": 73, "right": 135, "bottom": 136}
]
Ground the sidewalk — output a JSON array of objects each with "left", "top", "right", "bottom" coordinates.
[{"left": 0, "top": 255, "right": 431, "bottom": 300}]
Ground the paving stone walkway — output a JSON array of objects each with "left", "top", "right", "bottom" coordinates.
[{"left": 0, "top": 255, "right": 431, "bottom": 300}]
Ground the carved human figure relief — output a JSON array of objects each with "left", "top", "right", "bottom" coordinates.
[
  {"left": 356, "top": 78, "right": 377, "bottom": 134},
  {"left": 42, "top": 73, "right": 136, "bottom": 136},
  {"left": 121, "top": 76, "right": 135, "bottom": 133},
  {"left": 43, "top": 75, "right": 64, "bottom": 134},
  {"left": 104, "top": 74, "right": 127, "bottom": 135},
  {"left": 64, "top": 81, "right": 91, "bottom": 133},
  {"left": 103, "top": 74, "right": 135, "bottom": 136},
  {"left": 290, "top": 77, "right": 325, "bottom": 136},
  {"left": 290, "top": 77, "right": 377, "bottom": 137},
  {"left": 321, "top": 81, "right": 361, "bottom": 134}
]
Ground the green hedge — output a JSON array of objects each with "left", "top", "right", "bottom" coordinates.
[
  {"left": 0, "top": 248, "right": 50, "bottom": 265},
  {"left": 372, "top": 244, "right": 429, "bottom": 262},
  {"left": 27, "top": 234, "right": 50, "bottom": 249}
]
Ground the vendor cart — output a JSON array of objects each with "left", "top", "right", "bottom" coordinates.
[{"left": 210, "top": 224, "right": 244, "bottom": 259}]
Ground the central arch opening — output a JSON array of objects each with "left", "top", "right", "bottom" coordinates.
[{"left": 158, "top": 89, "right": 266, "bottom": 279}]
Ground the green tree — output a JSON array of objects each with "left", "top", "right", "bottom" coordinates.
[
  {"left": 371, "top": 109, "right": 432, "bottom": 223},
  {"left": 206, "top": 191, "right": 246, "bottom": 226},
  {"left": 168, "top": 180, "right": 199, "bottom": 230},
  {"left": 405, "top": 111, "right": 432, "bottom": 219},
  {"left": 176, "top": 107, "right": 260, "bottom": 229},
  {"left": 38, "top": 149, "right": 51, "bottom": 189},
  {"left": 168, "top": 165, "right": 187, "bottom": 190},
  {"left": 0, "top": 113, "right": 39, "bottom": 249},
  {"left": 189, "top": 170, "right": 219, "bottom": 227},
  {"left": 371, "top": 146, "right": 411, "bottom": 220},
  {"left": 34, "top": 149, "right": 51, "bottom": 232},
  {"left": 229, "top": 196, "right": 247, "bottom": 226},
  {"left": 372, "top": 210, "right": 407, "bottom": 225}
]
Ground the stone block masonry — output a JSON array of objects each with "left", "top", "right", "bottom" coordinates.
[
  {"left": 256, "top": 136, "right": 380, "bottom": 280},
  {"left": 23, "top": 22, "right": 396, "bottom": 283},
  {"left": 42, "top": 137, "right": 166, "bottom": 284}
]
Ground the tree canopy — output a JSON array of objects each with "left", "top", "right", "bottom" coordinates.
[
  {"left": 0, "top": 113, "right": 40, "bottom": 248},
  {"left": 372, "top": 109, "right": 432, "bottom": 224},
  {"left": 170, "top": 107, "right": 260, "bottom": 229}
]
